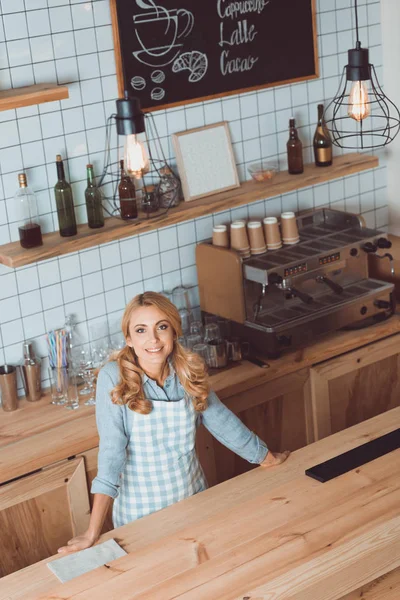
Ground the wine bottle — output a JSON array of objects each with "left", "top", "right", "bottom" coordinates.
[
  {"left": 287, "top": 118, "right": 304, "bottom": 175},
  {"left": 85, "top": 164, "right": 104, "bottom": 228},
  {"left": 54, "top": 155, "right": 77, "bottom": 237},
  {"left": 313, "top": 104, "right": 333, "bottom": 167},
  {"left": 15, "top": 173, "right": 43, "bottom": 249},
  {"left": 118, "top": 159, "right": 137, "bottom": 220}
]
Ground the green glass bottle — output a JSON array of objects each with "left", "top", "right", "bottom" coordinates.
[
  {"left": 54, "top": 155, "right": 77, "bottom": 237},
  {"left": 85, "top": 164, "right": 104, "bottom": 229}
]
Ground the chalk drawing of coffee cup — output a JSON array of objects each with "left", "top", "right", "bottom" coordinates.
[{"left": 133, "top": 8, "right": 194, "bottom": 67}]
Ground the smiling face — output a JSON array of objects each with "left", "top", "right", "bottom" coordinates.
[{"left": 126, "top": 304, "right": 175, "bottom": 374}]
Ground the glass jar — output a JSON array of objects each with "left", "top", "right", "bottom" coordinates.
[
  {"left": 155, "top": 167, "right": 181, "bottom": 208},
  {"left": 141, "top": 190, "right": 159, "bottom": 214},
  {"left": 15, "top": 173, "right": 43, "bottom": 249}
]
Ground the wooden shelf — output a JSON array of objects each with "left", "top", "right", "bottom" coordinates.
[
  {"left": 0, "top": 152, "right": 378, "bottom": 268},
  {"left": 0, "top": 83, "right": 69, "bottom": 111}
]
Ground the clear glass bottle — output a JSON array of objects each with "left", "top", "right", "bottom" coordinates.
[
  {"left": 287, "top": 118, "right": 304, "bottom": 175},
  {"left": 15, "top": 173, "right": 43, "bottom": 249},
  {"left": 54, "top": 154, "right": 77, "bottom": 237},
  {"left": 118, "top": 159, "right": 138, "bottom": 220},
  {"left": 313, "top": 104, "right": 333, "bottom": 167},
  {"left": 85, "top": 164, "right": 104, "bottom": 228},
  {"left": 156, "top": 167, "right": 181, "bottom": 208}
]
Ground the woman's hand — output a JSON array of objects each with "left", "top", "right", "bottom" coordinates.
[
  {"left": 57, "top": 531, "right": 98, "bottom": 554},
  {"left": 260, "top": 450, "right": 290, "bottom": 468}
]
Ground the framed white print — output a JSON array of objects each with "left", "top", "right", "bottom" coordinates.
[{"left": 172, "top": 122, "right": 240, "bottom": 202}]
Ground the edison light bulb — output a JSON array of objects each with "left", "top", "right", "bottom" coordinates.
[
  {"left": 348, "top": 80, "right": 371, "bottom": 122},
  {"left": 124, "top": 134, "right": 149, "bottom": 179}
]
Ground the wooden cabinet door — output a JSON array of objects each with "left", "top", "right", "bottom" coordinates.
[
  {"left": 309, "top": 333, "right": 400, "bottom": 441},
  {"left": 197, "top": 368, "right": 312, "bottom": 486},
  {"left": 0, "top": 457, "right": 90, "bottom": 577}
]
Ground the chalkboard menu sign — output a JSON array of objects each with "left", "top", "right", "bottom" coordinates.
[{"left": 110, "top": 0, "right": 318, "bottom": 112}]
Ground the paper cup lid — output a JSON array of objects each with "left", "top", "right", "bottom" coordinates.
[
  {"left": 247, "top": 221, "right": 262, "bottom": 229},
  {"left": 231, "top": 221, "right": 246, "bottom": 229},
  {"left": 263, "top": 217, "right": 278, "bottom": 224},
  {"left": 281, "top": 212, "right": 296, "bottom": 219},
  {"left": 213, "top": 225, "right": 227, "bottom": 232}
]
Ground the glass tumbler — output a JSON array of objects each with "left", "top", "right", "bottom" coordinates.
[
  {"left": 203, "top": 323, "right": 220, "bottom": 344},
  {"left": 179, "top": 308, "right": 191, "bottom": 335},
  {"left": 190, "top": 320, "right": 203, "bottom": 337},
  {"left": 49, "top": 367, "right": 67, "bottom": 405},
  {"left": 64, "top": 368, "right": 79, "bottom": 410},
  {"left": 192, "top": 343, "right": 210, "bottom": 364},
  {"left": 172, "top": 286, "right": 191, "bottom": 311},
  {"left": 186, "top": 333, "right": 202, "bottom": 350}
]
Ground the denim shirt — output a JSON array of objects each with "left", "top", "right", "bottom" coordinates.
[{"left": 91, "top": 361, "right": 269, "bottom": 499}]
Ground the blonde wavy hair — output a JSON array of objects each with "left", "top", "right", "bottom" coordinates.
[{"left": 110, "top": 291, "right": 210, "bottom": 414}]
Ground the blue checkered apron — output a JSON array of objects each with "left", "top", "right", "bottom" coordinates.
[{"left": 112, "top": 392, "right": 208, "bottom": 527}]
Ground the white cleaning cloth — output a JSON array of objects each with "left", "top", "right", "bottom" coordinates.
[{"left": 47, "top": 539, "right": 127, "bottom": 583}]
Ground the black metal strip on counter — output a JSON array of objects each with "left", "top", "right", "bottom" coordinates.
[{"left": 305, "top": 428, "right": 400, "bottom": 483}]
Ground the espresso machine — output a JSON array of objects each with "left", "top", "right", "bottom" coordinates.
[{"left": 196, "top": 209, "right": 396, "bottom": 358}]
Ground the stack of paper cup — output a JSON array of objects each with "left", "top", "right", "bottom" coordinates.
[
  {"left": 263, "top": 217, "right": 282, "bottom": 250},
  {"left": 247, "top": 221, "right": 266, "bottom": 255},
  {"left": 281, "top": 212, "right": 300, "bottom": 245},
  {"left": 212, "top": 225, "right": 229, "bottom": 247},
  {"left": 230, "top": 221, "right": 251, "bottom": 258}
]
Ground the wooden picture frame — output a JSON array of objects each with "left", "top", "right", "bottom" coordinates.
[
  {"left": 172, "top": 122, "right": 240, "bottom": 202},
  {"left": 110, "top": 0, "right": 319, "bottom": 112}
]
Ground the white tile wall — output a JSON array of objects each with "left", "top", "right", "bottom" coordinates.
[{"left": 0, "top": 0, "right": 388, "bottom": 393}]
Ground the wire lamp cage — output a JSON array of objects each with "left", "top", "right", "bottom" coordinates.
[
  {"left": 324, "top": 0, "right": 400, "bottom": 150},
  {"left": 98, "top": 92, "right": 182, "bottom": 222}
]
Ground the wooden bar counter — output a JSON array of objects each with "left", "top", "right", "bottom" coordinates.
[
  {"left": 1, "top": 406, "right": 400, "bottom": 600},
  {"left": 2, "top": 313, "right": 400, "bottom": 581}
]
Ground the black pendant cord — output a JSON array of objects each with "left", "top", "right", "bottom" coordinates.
[{"left": 354, "top": 0, "right": 360, "bottom": 45}]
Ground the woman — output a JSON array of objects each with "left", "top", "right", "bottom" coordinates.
[{"left": 58, "top": 292, "right": 289, "bottom": 554}]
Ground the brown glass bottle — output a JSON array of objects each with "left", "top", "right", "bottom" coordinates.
[
  {"left": 313, "top": 104, "right": 333, "bottom": 167},
  {"left": 118, "top": 159, "right": 137, "bottom": 219},
  {"left": 287, "top": 118, "right": 304, "bottom": 175}
]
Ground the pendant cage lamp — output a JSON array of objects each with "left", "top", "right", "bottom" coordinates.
[
  {"left": 98, "top": 92, "right": 182, "bottom": 221},
  {"left": 324, "top": 0, "right": 400, "bottom": 150}
]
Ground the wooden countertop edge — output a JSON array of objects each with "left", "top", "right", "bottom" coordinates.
[
  {"left": 1, "top": 315, "right": 400, "bottom": 485},
  {"left": 3, "top": 406, "right": 400, "bottom": 600}
]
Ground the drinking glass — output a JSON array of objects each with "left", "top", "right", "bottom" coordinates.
[
  {"left": 192, "top": 343, "right": 210, "bottom": 364},
  {"left": 91, "top": 338, "right": 110, "bottom": 367},
  {"left": 49, "top": 367, "right": 67, "bottom": 405},
  {"left": 204, "top": 314, "right": 218, "bottom": 326},
  {"left": 172, "top": 286, "right": 191, "bottom": 311},
  {"left": 71, "top": 348, "right": 93, "bottom": 396},
  {"left": 179, "top": 307, "right": 191, "bottom": 335},
  {"left": 64, "top": 368, "right": 79, "bottom": 410},
  {"left": 82, "top": 362, "right": 97, "bottom": 406},
  {"left": 203, "top": 323, "right": 220, "bottom": 344},
  {"left": 190, "top": 320, "right": 203, "bottom": 337},
  {"left": 186, "top": 333, "right": 202, "bottom": 350}
]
